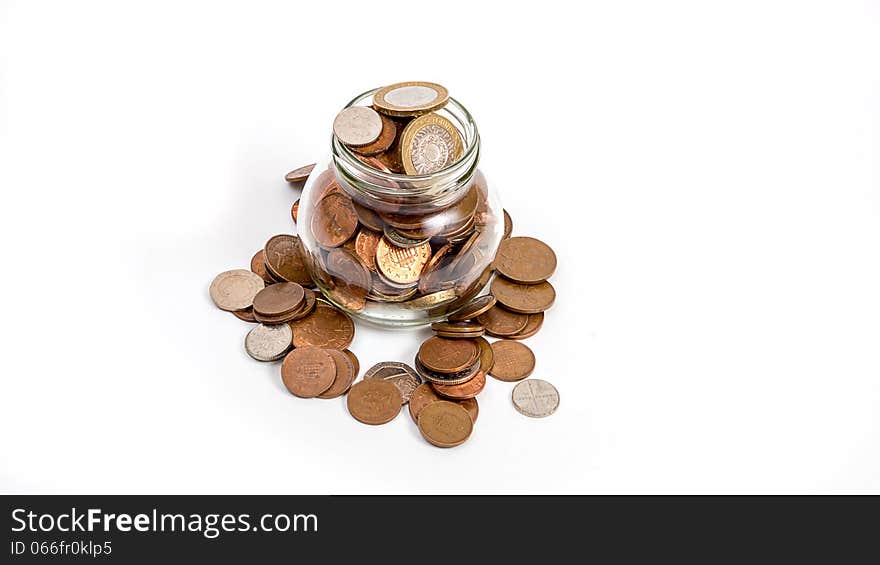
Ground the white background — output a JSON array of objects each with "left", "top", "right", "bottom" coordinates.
[{"left": 1, "top": 1, "right": 878, "bottom": 494}]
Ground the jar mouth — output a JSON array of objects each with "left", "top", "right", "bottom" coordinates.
[{"left": 332, "top": 88, "right": 480, "bottom": 199}]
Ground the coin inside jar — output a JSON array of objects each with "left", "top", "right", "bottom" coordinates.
[
  {"left": 495, "top": 236, "right": 557, "bottom": 284},
  {"left": 333, "top": 106, "right": 383, "bottom": 147},
  {"left": 354, "top": 229, "right": 381, "bottom": 271},
  {"left": 490, "top": 277, "right": 556, "bottom": 314},
  {"left": 375, "top": 237, "right": 432, "bottom": 286},
  {"left": 347, "top": 378, "right": 402, "bottom": 425},
  {"left": 311, "top": 192, "right": 359, "bottom": 248},
  {"left": 325, "top": 248, "right": 371, "bottom": 312},
  {"left": 349, "top": 114, "right": 397, "bottom": 156},
  {"left": 280, "top": 347, "right": 336, "bottom": 398},
  {"left": 488, "top": 340, "right": 535, "bottom": 382},
  {"left": 372, "top": 81, "right": 449, "bottom": 117},
  {"left": 417, "top": 401, "right": 473, "bottom": 448},
  {"left": 417, "top": 337, "right": 480, "bottom": 374},
  {"left": 210, "top": 269, "right": 265, "bottom": 312},
  {"left": 400, "top": 113, "right": 464, "bottom": 175}
]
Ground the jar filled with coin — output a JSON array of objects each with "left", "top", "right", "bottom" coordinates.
[{"left": 296, "top": 82, "right": 504, "bottom": 327}]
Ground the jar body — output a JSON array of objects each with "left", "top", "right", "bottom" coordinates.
[{"left": 297, "top": 159, "right": 503, "bottom": 327}]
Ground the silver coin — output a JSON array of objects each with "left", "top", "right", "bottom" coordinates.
[
  {"left": 382, "top": 225, "right": 431, "bottom": 248},
  {"left": 511, "top": 379, "right": 559, "bottom": 418},
  {"left": 210, "top": 269, "right": 265, "bottom": 311},
  {"left": 363, "top": 361, "right": 422, "bottom": 404},
  {"left": 244, "top": 323, "right": 292, "bottom": 362},
  {"left": 414, "top": 357, "right": 481, "bottom": 386},
  {"left": 333, "top": 106, "right": 382, "bottom": 147}
]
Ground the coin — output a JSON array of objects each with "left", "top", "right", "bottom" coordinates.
[
  {"left": 447, "top": 294, "right": 496, "bottom": 322},
  {"left": 417, "top": 401, "right": 473, "bottom": 448},
  {"left": 354, "top": 229, "right": 381, "bottom": 271},
  {"left": 232, "top": 307, "right": 257, "bottom": 323},
  {"left": 375, "top": 237, "right": 432, "bottom": 286},
  {"left": 383, "top": 224, "right": 431, "bottom": 249},
  {"left": 432, "top": 370, "right": 485, "bottom": 400},
  {"left": 409, "top": 384, "right": 478, "bottom": 424},
  {"left": 347, "top": 378, "right": 402, "bottom": 425},
  {"left": 418, "top": 336, "right": 479, "bottom": 374},
  {"left": 281, "top": 347, "right": 336, "bottom": 398},
  {"left": 495, "top": 237, "right": 556, "bottom": 284},
  {"left": 502, "top": 209, "right": 513, "bottom": 239},
  {"left": 289, "top": 301, "right": 355, "bottom": 349},
  {"left": 291, "top": 199, "right": 300, "bottom": 223},
  {"left": 511, "top": 379, "right": 559, "bottom": 418},
  {"left": 356, "top": 154, "right": 393, "bottom": 173},
  {"left": 244, "top": 323, "right": 293, "bottom": 362},
  {"left": 350, "top": 113, "right": 397, "bottom": 156},
  {"left": 431, "top": 321, "right": 484, "bottom": 333},
  {"left": 210, "top": 269, "right": 265, "bottom": 311},
  {"left": 288, "top": 287, "right": 317, "bottom": 321},
  {"left": 248, "top": 250, "right": 273, "bottom": 285},
  {"left": 325, "top": 248, "right": 371, "bottom": 312},
  {"left": 333, "top": 106, "right": 383, "bottom": 146},
  {"left": 400, "top": 113, "right": 464, "bottom": 175},
  {"left": 285, "top": 163, "right": 315, "bottom": 183},
  {"left": 490, "top": 277, "right": 556, "bottom": 314},
  {"left": 475, "top": 336, "right": 494, "bottom": 374},
  {"left": 373, "top": 81, "right": 449, "bottom": 117},
  {"left": 343, "top": 349, "right": 360, "bottom": 377},
  {"left": 252, "top": 282, "right": 305, "bottom": 317},
  {"left": 363, "top": 361, "right": 422, "bottom": 404},
  {"left": 477, "top": 305, "right": 529, "bottom": 337},
  {"left": 415, "top": 356, "right": 481, "bottom": 385},
  {"left": 401, "top": 289, "right": 457, "bottom": 310},
  {"left": 417, "top": 243, "right": 455, "bottom": 294},
  {"left": 264, "top": 234, "right": 312, "bottom": 286},
  {"left": 318, "top": 348, "right": 358, "bottom": 399},
  {"left": 508, "top": 312, "right": 544, "bottom": 340},
  {"left": 352, "top": 201, "right": 385, "bottom": 231},
  {"left": 488, "top": 340, "right": 535, "bottom": 382},
  {"left": 311, "top": 192, "right": 359, "bottom": 248}
]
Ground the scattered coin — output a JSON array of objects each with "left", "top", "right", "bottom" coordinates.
[
  {"left": 281, "top": 347, "right": 336, "bottom": 398},
  {"left": 495, "top": 237, "right": 557, "bottom": 284},
  {"left": 490, "top": 278, "right": 556, "bottom": 314},
  {"left": 250, "top": 250, "right": 275, "bottom": 284},
  {"left": 311, "top": 192, "right": 359, "bottom": 248},
  {"left": 417, "top": 337, "right": 479, "bottom": 374},
  {"left": 432, "top": 370, "right": 485, "bottom": 400},
  {"left": 291, "top": 199, "right": 300, "bottom": 223},
  {"left": 252, "top": 282, "right": 305, "bottom": 318},
  {"left": 289, "top": 300, "right": 355, "bottom": 349},
  {"left": 431, "top": 321, "right": 484, "bottom": 333},
  {"left": 318, "top": 349, "right": 358, "bottom": 399},
  {"left": 409, "top": 383, "right": 478, "bottom": 424},
  {"left": 245, "top": 323, "right": 293, "bottom": 362},
  {"left": 502, "top": 209, "right": 513, "bottom": 239},
  {"left": 285, "top": 163, "right": 315, "bottom": 183},
  {"left": 511, "top": 379, "right": 559, "bottom": 418},
  {"left": 477, "top": 305, "right": 529, "bottom": 337},
  {"left": 447, "top": 294, "right": 496, "bottom": 322},
  {"left": 232, "top": 307, "right": 257, "bottom": 323},
  {"left": 210, "top": 269, "right": 265, "bottom": 311},
  {"left": 264, "top": 234, "right": 312, "bottom": 286},
  {"left": 417, "top": 401, "right": 473, "bottom": 448},
  {"left": 363, "top": 361, "right": 422, "bottom": 404},
  {"left": 508, "top": 312, "right": 544, "bottom": 340},
  {"left": 347, "top": 378, "right": 402, "bottom": 425},
  {"left": 415, "top": 356, "right": 481, "bottom": 386},
  {"left": 343, "top": 349, "right": 360, "bottom": 377},
  {"left": 333, "top": 106, "right": 383, "bottom": 147},
  {"left": 488, "top": 340, "right": 535, "bottom": 382},
  {"left": 400, "top": 113, "right": 464, "bottom": 175},
  {"left": 373, "top": 81, "right": 449, "bottom": 117}
]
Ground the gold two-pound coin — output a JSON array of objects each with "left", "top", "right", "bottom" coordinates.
[
  {"left": 400, "top": 113, "right": 463, "bottom": 175},
  {"left": 372, "top": 81, "right": 449, "bottom": 117}
]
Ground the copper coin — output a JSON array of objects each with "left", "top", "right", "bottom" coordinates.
[
  {"left": 264, "top": 234, "right": 312, "bottom": 286},
  {"left": 409, "top": 383, "right": 478, "bottom": 424},
  {"left": 288, "top": 287, "right": 317, "bottom": 321},
  {"left": 363, "top": 361, "right": 422, "bottom": 404},
  {"left": 432, "top": 370, "right": 486, "bottom": 400},
  {"left": 210, "top": 269, "right": 265, "bottom": 311},
  {"left": 356, "top": 154, "right": 393, "bottom": 174},
  {"left": 508, "top": 312, "right": 544, "bottom": 340},
  {"left": 311, "top": 192, "right": 359, "bottom": 248},
  {"left": 333, "top": 106, "right": 383, "bottom": 146},
  {"left": 495, "top": 237, "right": 556, "bottom": 284},
  {"left": 318, "top": 348, "right": 357, "bottom": 399},
  {"left": 502, "top": 209, "right": 513, "bottom": 239},
  {"left": 418, "top": 243, "right": 455, "bottom": 294},
  {"left": 232, "top": 307, "right": 257, "bottom": 323},
  {"left": 325, "top": 248, "right": 370, "bottom": 312},
  {"left": 417, "top": 337, "right": 480, "bottom": 374},
  {"left": 415, "top": 357, "right": 481, "bottom": 386},
  {"left": 350, "top": 114, "right": 397, "bottom": 156},
  {"left": 352, "top": 201, "right": 385, "bottom": 231},
  {"left": 447, "top": 294, "right": 496, "bottom": 322},
  {"left": 476, "top": 337, "right": 494, "bottom": 375},
  {"left": 252, "top": 282, "right": 305, "bottom": 317},
  {"left": 249, "top": 250, "right": 274, "bottom": 285},
  {"left": 354, "top": 229, "right": 381, "bottom": 271},
  {"left": 280, "top": 347, "right": 336, "bottom": 398},
  {"left": 431, "top": 321, "right": 484, "bottom": 333},
  {"left": 291, "top": 199, "right": 300, "bottom": 223},
  {"left": 285, "top": 163, "right": 315, "bottom": 183},
  {"left": 375, "top": 237, "right": 431, "bottom": 286},
  {"left": 491, "top": 277, "right": 556, "bottom": 314},
  {"left": 343, "top": 349, "right": 360, "bottom": 377},
  {"left": 477, "top": 305, "right": 529, "bottom": 337},
  {"left": 488, "top": 340, "right": 535, "bottom": 382},
  {"left": 417, "top": 401, "right": 473, "bottom": 448},
  {"left": 289, "top": 301, "right": 355, "bottom": 349},
  {"left": 346, "top": 379, "right": 402, "bottom": 425}
]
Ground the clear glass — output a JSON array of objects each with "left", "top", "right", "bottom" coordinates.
[{"left": 297, "top": 89, "right": 503, "bottom": 327}]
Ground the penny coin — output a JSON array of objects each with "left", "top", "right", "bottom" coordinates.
[
  {"left": 280, "top": 347, "right": 336, "bottom": 398},
  {"left": 417, "top": 401, "right": 473, "bottom": 448},
  {"left": 285, "top": 163, "right": 315, "bottom": 183},
  {"left": 291, "top": 199, "right": 300, "bottom": 223},
  {"left": 409, "top": 384, "right": 480, "bottom": 424},
  {"left": 447, "top": 295, "right": 496, "bottom": 322},
  {"left": 476, "top": 336, "right": 494, "bottom": 373},
  {"left": 356, "top": 154, "right": 393, "bottom": 174},
  {"left": 363, "top": 361, "right": 422, "bottom": 404},
  {"left": 418, "top": 244, "right": 455, "bottom": 294},
  {"left": 512, "top": 379, "right": 559, "bottom": 418},
  {"left": 415, "top": 357, "right": 481, "bottom": 386},
  {"left": 491, "top": 277, "right": 556, "bottom": 314},
  {"left": 508, "top": 312, "right": 544, "bottom": 340},
  {"left": 244, "top": 323, "right": 292, "bottom": 362},
  {"left": 488, "top": 340, "right": 535, "bottom": 382},
  {"left": 383, "top": 225, "right": 431, "bottom": 249},
  {"left": 264, "top": 234, "right": 312, "bottom": 286},
  {"left": 432, "top": 370, "right": 485, "bottom": 400},
  {"left": 495, "top": 237, "right": 557, "bottom": 284},
  {"left": 401, "top": 289, "right": 457, "bottom": 310},
  {"left": 250, "top": 250, "right": 275, "bottom": 284},
  {"left": 347, "top": 379, "right": 402, "bottom": 425},
  {"left": 477, "top": 305, "right": 529, "bottom": 337},
  {"left": 431, "top": 321, "right": 484, "bottom": 333},
  {"left": 400, "top": 113, "right": 464, "bottom": 175},
  {"left": 288, "top": 288, "right": 317, "bottom": 321},
  {"left": 343, "top": 349, "right": 360, "bottom": 377},
  {"left": 333, "top": 106, "right": 383, "bottom": 146},
  {"left": 373, "top": 81, "right": 449, "bottom": 117},
  {"left": 289, "top": 301, "right": 355, "bottom": 349},
  {"left": 417, "top": 337, "right": 479, "bottom": 374},
  {"left": 350, "top": 114, "right": 397, "bottom": 156},
  {"left": 312, "top": 192, "right": 359, "bottom": 248},
  {"left": 210, "top": 269, "right": 265, "bottom": 311},
  {"left": 354, "top": 229, "right": 381, "bottom": 271},
  {"left": 252, "top": 282, "right": 305, "bottom": 317},
  {"left": 375, "top": 237, "right": 432, "bottom": 286},
  {"left": 325, "top": 248, "right": 371, "bottom": 312},
  {"left": 352, "top": 201, "right": 385, "bottom": 232},
  {"left": 318, "top": 348, "right": 357, "bottom": 399},
  {"left": 232, "top": 307, "right": 257, "bottom": 323},
  {"left": 502, "top": 209, "right": 513, "bottom": 239}
]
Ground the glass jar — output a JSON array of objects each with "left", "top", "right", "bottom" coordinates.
[{"left": 296, "top": 89, "right": 503, "bottom": 327}]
